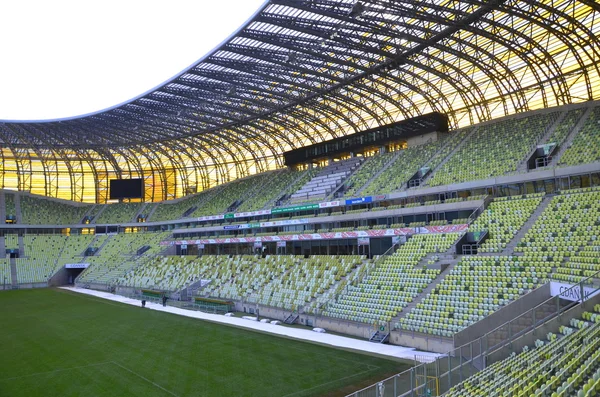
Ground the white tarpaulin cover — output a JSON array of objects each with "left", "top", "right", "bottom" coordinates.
[{"left": 61, "top": 287, "right": 442, "bottom": 362}]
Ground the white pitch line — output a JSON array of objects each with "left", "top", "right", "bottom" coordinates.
[
  {"left": 0, "top": 361, "right": 113, "bottom": 382},
  {"left": 111, "top": 361, "right": 179, "bottom": 397}
]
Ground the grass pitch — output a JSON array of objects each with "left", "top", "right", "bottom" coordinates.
[{"left": 0, "top": 289, "right": 411, "bottom": 396}]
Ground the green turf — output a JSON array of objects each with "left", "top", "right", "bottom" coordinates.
[{"left": 0, "top": 289, "right": 411, "bottom": 397}]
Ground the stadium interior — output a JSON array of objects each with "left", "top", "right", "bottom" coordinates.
[{"left": 2, "top": 0, "right": 600, "bottom": 396}]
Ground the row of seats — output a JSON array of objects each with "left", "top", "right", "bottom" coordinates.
[
  {"left": 546, "top": 107, "right": 585, "bottom": 147},
  {"left": 342, "top": 152, "right": 395, "bottom": 198},
  {"left": 290, "top": 158, "right": 363, "bottom": 203},
  {"left": 16, "top": 235, "right": 67, "bottom": 284},
  {"left": 514, "top": 189, "right": 600, "bottom": 283},
  {"left": 428, "top": 112, "right": 558, "bottom": 186},
  {"left": 54, "top": 234, "right": 96, "bottom": 270},
  {"left": 398, "top": 255, "right": 550, "bottom": 337},
  {"left": 560, "top": 106, "right": 600, "bottom": 166},
  {"left": 248, "top": 256, "right": 361, "bottom": 311},
  {"left": 323, "top": 233, "right": 461, "bottom": 325},
  {"left": 361, "top": 139, "right": 442, "bottom": 196},
  {"left": 4, "top": 234, "right": 18, "bottom": 249},
  {"left": 0, "top": 106, "right": 593, "bottom": 226},
  {"left": 150, "top": 187, "right": 221, "bottom": 222},
  {"left": 78, "top": 232, "right": 170, "bottom": 284},
  {"left": 118, "top": 255, "right": 222, "bottom": 291},
  {"left": 5, "top": 193, "right": 15, "bottom": 217},
  {"left": 207, "top": 256, "right": 301, "bottom": 303},
  {"left": 445, "top": 305, "right": 600, "bottom": 397},
  {"left": 195, "top": 173, "right": 273, "bottom": 216},
  {"left": 12, "top": 234, "right": 96, "bottom": 284},
  {"left": 21, "top": 195, "right": 88, "bottom": 225},
  {"left": 304, "top": 260, "right": 374, "bottom": 315},
  {"left": 236, "top": 170, "right": 307, "bottom": 212},
  {"left": 94, "top": 202, "right": 143, "bottom": 224},
  {"left": 119, "top": 253, "right": 364, "bottom": 313},
  {"left": 359, "top": 129, "right": 472, "bottom": 197},
  {"left": 470, "top": 194, "right": 544, "bottom": 253},
  {"left": 0, "top": 258, "right": 10, "bottom": 286}
]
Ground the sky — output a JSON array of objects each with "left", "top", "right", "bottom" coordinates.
[{"left": 0, "top": 0, "right": 266, "bottom": 121}]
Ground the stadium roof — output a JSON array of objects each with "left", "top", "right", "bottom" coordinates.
[{"left": 0, "top": 0, "right": 598, "bottom": 202}]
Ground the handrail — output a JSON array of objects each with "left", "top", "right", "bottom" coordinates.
[
  {"left": 456, "top": 267, "right": 600, "bottom": 355},
  {"left": 323, "top": 244, "right": 398, "bottom": 312},
  {"left": 466, "top": 194, "right": 490, "bottom": 224},
  {"left": 346, "top": 268, "right": 600, "bottom": 397}
]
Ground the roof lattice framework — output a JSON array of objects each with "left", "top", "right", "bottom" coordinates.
[{"left": 0, "top": 0, "right": 599, "bottom": 202}]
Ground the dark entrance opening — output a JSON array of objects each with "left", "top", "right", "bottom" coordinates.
[{"left": 66, "top": 268, "right": 85, "bottom": 284}]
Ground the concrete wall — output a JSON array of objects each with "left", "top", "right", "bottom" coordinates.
[
  {"left": 234, "top": 302, "right": 387, "bottom": 340},
  {"left": 75, "top": 282, "right": 111, "bottom": 292},
  {"left": 48, "top": 267, "right": 69, "bottom": 287},
  {"left": 388, "top": 162, "right": 600, "bottom": 201},
  {"left": 162, "top": 245, "right": 177, "bottom": 255},
  {"left": 391, "top": 330, "right": 454, "bottom": 354},
  {"left": 406, "top": 131, "right": 439, "bottom": 147},
  {"left": 13, "top": 282, "right": 48, "bottom": 290},
  {"left": 235, "top": 301, "right": 458, "bottom": 348},
  {"left": 174, "top": 200, "right": 481, "bottom": 235},
  {"left": 307, "top": 316, "right": 376, "bottom": 339},
  {"left": 115, "top": 286, "right": 138, "bottom": 297},
  {"left": 453, "top": 283, "right": 551, "bottom": 347},
  {"left": 486, "top": 292, "right": 600, "bottom": 364}
]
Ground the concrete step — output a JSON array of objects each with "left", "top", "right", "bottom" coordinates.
[
  {"left": 353, "top": 150, "right": 403, "bottom": 197},
  {"left": 14, "top": 193, "right": 22, "bottom": 224},
  {"left": 502, "top": 195, "right": 554, "bottom": 255},
  {"left": 82, "top": 204, "right": 97, "bottom": 223},
  {"left": 555, "top": 106, "right": 594, "bottom": 166},
  {"left": 393, "top": 260, "right": 458, "bottom": 323},
  {"left": 91, "top": 204, "right": 108, "bottom": 224},
  {"left": 145, "top": 203, "right": 160, "bottom": 222},
  {"left": 421, "top": 126, "right": 479, "bottom": 187},
  {"left": 326, "top": 158, "right": 367, "bottom": 200},
  {"left": 264, "top": 168, "right": 312, "bottom": 209},
  {"left": 517, "top": 111, "right": 566, "bottom": 172},
  {"left": 133, "top": 203, "right": 149, "bottom": 222},
  {"left": 10, "top": 257, "right": 17, "bottom": 286},
  {"left": 0, "top": 191, "right": 5, "bottom": 224}
]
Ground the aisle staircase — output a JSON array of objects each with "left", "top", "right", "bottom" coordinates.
[
  {"left": 180, "top": 278, "right": 212, "bottom": 300},
  {"left": 89, "top": 234, "right": 114, "bottom": 255},
  {"left": 82, "top": 204, "right": 97, "bottom": 224},
  {"left": 326, "top": 158, "right": 371, "bottom": 200},
  {"left": 420, "top": 127, "right": 479, "bottom": 187},
  {"left": 145, "top": 203, "right": 160, "bottom": 221},
  {"left": 14, "top": 194, "right": 22, "bottom": 224},
  {"left": 392, "top": 260, "right": 459, "bottom": 325},
  {"left": 91, "top": 205, "right": 108, "bottom": 224},
  {"left": 516, "top": 111, "right": 567, "bottom": 172},
  {"left": 369, "top": 330, "right": 390, "bottom": 344},
  {"left": 133, "top": 203, "right": 149, "bottom": 222},
  {"left": 10, "top": 258, "right": 17, "bottom": 288},
  {"left": 353, "top": 150, "right": 403, "bottom": 197},
  {"left": 284, "top": 312, "right": 299, "bottom": 324},
  {"left": 0, "top": 191, "right": 5, "bottom": 224},
  {"left": 502, "top": 195, "right": 553, "bottom": 255},
  {"left": 17, "top": 235, "right": 24, "bottom": 256},
  {"left": 554, "top": 106, "right": 594, "bottom": 165},
  {"left": 264, "top": 169, "right": 313, "bottom": 209}
]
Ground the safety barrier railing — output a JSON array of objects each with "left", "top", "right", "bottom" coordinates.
[{"left": 346, "top": 269, "right": 600, "bottom": 396}]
